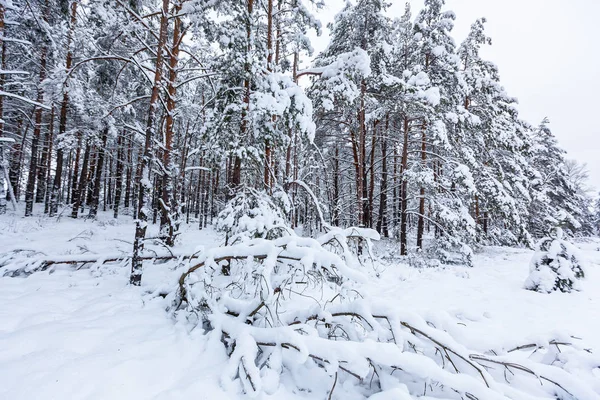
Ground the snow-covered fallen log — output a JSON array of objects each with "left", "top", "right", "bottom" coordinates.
[{"left": 0, "top": 249, "right": 201, "bottom": 277}]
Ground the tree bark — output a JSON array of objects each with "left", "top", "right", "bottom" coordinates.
[
  {"left": 113, "top": 132, "right": 125, "bottom": 218},
  {"left": 9, "top": 118, "right": 26, "bottom": 201},
  {"left": 229, "top": 0, "right": 254, "bottom": 191},
  {"left": 367, "top": 120, "right": 377, "bottom": 228},
  {"left": 49, "top": 1, "right": 78, "bottom": 217},
  {"left": 377, "top": 116, "right": 389, "bottom": 237},
  {"left": 124, "top": 134, "right": 133, "bottom": 209},
  {"left": 88, "top": 127, "right": 108, "bottom": 218},
  {"left": 400, "top": 116, "right": 410, "bottom": 255},
  {"left": 160, "top": 1, "right": 185, "bottom": 246},
  {"left": 416, "top": 122, "right": 427, "bottom": 250},
  {"left": 70, "top": 130, "right": 82, "bottom": 205},
  {"left": 131, "top": 0, "right": 170, "bottom": 286},
  {"left": 71, "top": 141, "right": 90, "bottom": 218},
  {"left": 24, "top": 46, "right": 48, "bottom": 217}
]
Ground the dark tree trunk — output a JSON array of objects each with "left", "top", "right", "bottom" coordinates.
[
  {"left": 86, "top": 149, "right": 97, "bottom": 207},
  {"left": 70, "top": 131, "right": 82, "bottom": 205},
  {"left": 367, "top": 120, "right": 377, "bottom": 228},
  {"left": 43, "top": 107, "right": 55, "bottom": 214},
  {"left": 377, "top": 116, "right": 389, "bottom": 237},
  {"left": 71, "top": 142, "right": 90, "bottom": 218},
  {"left": 49, "top": 1, "right": 78, "bottom": 217},
  {"left": 25, "top": 46, "right": 48, "bottom": 217},
  {"left": 124, "top": 134, "right": 133, "bottom": 210},
  {"left": 88, "top": 127, "right": 108, "bottom": 219},
  {"left": 400, "top": 116, "right": 410, "bottom": 255},
  {"left": 416, "top": 123, "right": 427, "bottom": 250},
  {"left": 36, "top": 114, "right": 51, "bottom": 204},
  {"left": 332, "top": 144, "right": 340, "bottom": 226},
  {"left": 9, "top": 119, "right": 26, "bottom": 201},
  {"left": 113, "top": 132, "right": 124, "bottom": 218}
]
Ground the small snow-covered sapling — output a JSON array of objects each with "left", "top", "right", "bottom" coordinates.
[{"left": 524, "top": 228, "right": 586, "bottom": 293}]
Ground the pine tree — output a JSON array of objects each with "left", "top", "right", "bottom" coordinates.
[{"left": 525, "top": 228, "right": 586, "bottom": 293}]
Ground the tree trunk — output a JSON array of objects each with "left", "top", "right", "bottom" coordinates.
[
  {"left": 113, "top": 132, "right": 125, "bottom": 218},
  {"left": 71, "top": 141, "right": 90, "bottom": 218},
  {"left": 49, "top": 1, "right": 78, "bottom": 217},
  {"left": 263, "top": 0, "right": 274, "bottom": 191},
  {"left": 377, "top": 116, "right": 389, "bottom": 237},
  {"left": 160, "top": 1, "right": 184, "bottom": 246},
  {"left": 70, "top": 131, "right": 82, "bottom": 205},
  {"left": 86, "top": 149, "right": 97, "bottom": 206},
  {"left": 131, "top": 0, "right": 170, "bottom": 286},
  {"left": 88, "top": 127, "right": 108, "bottom": 218},
  {"left": 229, "top": 0, "right": 254, "bottom": 191},
  {"left": 36, "top": 114, "right": 51, "bottom": 204},
  {"left": 332, "top": 144, "right": 340, "bottom": 226},
  {"left": 400, "top": 116, "right": 410, "bottom": 255},
  {"left": 359, "top": 81, "right": 367, "bottom": 227},
  {"left": 124, "top": 134, "right": 133, "bottom": 209},
  {"left": 416, "top": 122, "right": 427, "bottom": 250},
  {"left": 43, "top": 106, "right": 55, "bottom": 213},
  {"left": 9, "top": 118, "right": 26, "bottom": 201},
  {"left": 24, "top": 46, "right": 48, "bottom": 217},
  {"left": 367, "top": 120, "right": 377, "bottom": 228}
]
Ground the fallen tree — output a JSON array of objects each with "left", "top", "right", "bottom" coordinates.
[{"left": 172, "top": 225, "right": 600, "bottom": 399}]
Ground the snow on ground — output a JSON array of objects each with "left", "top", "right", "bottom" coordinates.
[{"left": 1, "top": 210, "right": 599, "bottom": 399}]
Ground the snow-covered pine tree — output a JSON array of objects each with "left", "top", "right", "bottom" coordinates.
[
  {"left": 408, "top": 0, "right": 476, "bottom": 264},
  {"left": 527, "top": 118, "right": 588, "bottom": 238},
  {"left": 456, "top": 18, "right": 532, "bottom": 246}
]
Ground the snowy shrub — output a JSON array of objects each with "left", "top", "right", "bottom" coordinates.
[
  {"left": 408, "top": 248, "right": 442, "bottom": 269},
  {"left": 216, "top": 187, "right": 292, "bottom": 244},
  {"left": 525, "top": 228, "right": 586, "bottom": 293}
]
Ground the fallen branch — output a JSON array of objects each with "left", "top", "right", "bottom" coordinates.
[
  {"left": 0, "top": 250, "right": 202, "bottom": 276},
  {"left": 469, "top": 354, "right": 573, "bottom": 397}
]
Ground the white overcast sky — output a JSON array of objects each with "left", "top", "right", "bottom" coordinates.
[{"left": 308, "top": 0, "right": 600, "bottom": 192}]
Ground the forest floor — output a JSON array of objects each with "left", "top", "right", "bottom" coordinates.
[{"left": 1, "top": 209, "right": 600, "bottom": 399}]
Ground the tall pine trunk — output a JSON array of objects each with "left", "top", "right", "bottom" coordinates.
[
  {"left": 416, "top": 122, "right": 427, "bottom": 250},
  {"left": 113, "top": 132, "right": 124, "bottom": 218},
  {"left": 377, "top": 116, "right": 389, "bottom": 237},
  {"left": 24, "top": 46, "right": 48, "bottom": 217},
  {"left": 88, "top": 127, "right": 108, "bottom": 218},
  {"left": 131, "top": 0, "right": 170, "bottom": 286},
  {"left": 124, "top": 134, "right": 133, "bottom": 210},
  {"left": 159, "top": 2, "right": 184, "bottom": 246},
  {"left": 49, "top": 0, "right": 78, "bottom": 217},
  {"left": 400, "top": 116, "right": 410, "bottom": 255},
  {"left": 70, "top": 131, "right": 82, "bottom": 205},
  {"left": 9, "top": 119, "right": 26, "bottom": 201},
  {"left": 71, "top": 141, "right": 90, "bottom": 218}
]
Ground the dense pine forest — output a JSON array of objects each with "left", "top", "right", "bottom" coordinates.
[
  {"left": 1, "top": 1, "right": 600, "bottom": 398},
  {"left": 0, "top": 0, "right": 596, "bottom": 272}
]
